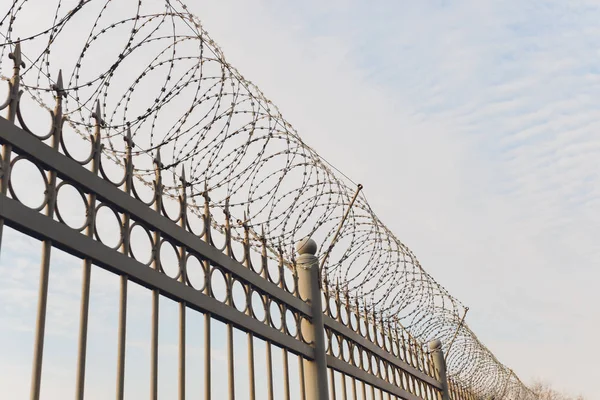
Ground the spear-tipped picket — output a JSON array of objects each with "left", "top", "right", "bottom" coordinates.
[
  {"left": 343, "top": 286, "right": 351, "bottom": 328},
  {"left": 50, "top": 70, "right": 65, "bottom": 150},
  {"left": 365, "top": 306, "right": 373, "bottom": 342},
  {"left": 383, "top": 314, "right": 393, "bottom": 354},
  {"left": 123, "top": 126, "right": 134, "bottom": 195},
  {"left": 241, "top": 210, "right": 250, "bottom": 268},
  {"left": 92, "top": 99, "right": 102, "bottom": 125},
  {"left": 222, "top": 197, "right": 232, "bottom": 256},
  {"left": 323, "top": 270, "right": 329, "bottom": 300},
  {"left": 149, "top": 150, "right": 162, "bottom": 400},
  {"left": 367, "top": 307, "right": 374, "bottom": 338},
  {"left": 52, "top": 69, "right": 66, "bottom": 99},
  {"left": 260, "top": 224, "right": 267, "bottom": 278},
  {"left": 121, "top": 126, "right": 133, "bottom": 264},
  {"left": 90, "top": 100, "right": 103, "bottom": 174},
  {"left": 9, "top": 41, "right": 26, "bottom": 69},
  {"left": 6, "top": 42, "right": 25, "bottom": 122},
  {"left": 334, "top": 279, "right": 342, "bottom": 322},
  {"left": 202, "top": 180, "right": 211, "bottom": 244},
  {"left": 277, "top": 240, "right": 285, "bottom": 289},
  {"left": 153, "top": 148, "right": 163, "bottom": 211},
  {"left": 154, "top": 146, "right": 163, "bottom": 168},
  {"left": 179, "top": 165, "right": 188, "bottom": 227},
  {"left": 354, "top": 297, "right": 361, "bottom": 333},
  {"left": 378, "top": 311, "right": 387, "bottom": 350}
]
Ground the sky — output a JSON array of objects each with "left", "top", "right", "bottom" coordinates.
[
  {"left": 184, "top": 0, "right": 599, "bottom": 397},
  {"left": 0, "top": 0, "right": 599, "bottom": 399}
]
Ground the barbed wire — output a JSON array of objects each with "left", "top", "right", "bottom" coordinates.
[{"left": 0, "top": 1, "right": 537, "bottom": 398}]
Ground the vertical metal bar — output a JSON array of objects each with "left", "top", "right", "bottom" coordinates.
[
  {"left": 151, "top": 290, "right": 159, "bottom": 400},
  {"left": 75, "top": 259, "right": 92, "bottom": 400},
  {"left": 30, "top": 244, "right": 51, "bottom": 400},
  {"left": 178, "top": 166, "right": 187, "bottom": 400},
  {"left": 266, "top": 341, "right": 274, "bottom": 400},
  {"left": 204, "top": 313, "right": 211, "bottom": 400},
  {"left": 399, "top": 330, "right": 412, "bottom": 365},
  {"left": 227, "top": 323, "right": 235, "bottom": 400},
  {"left": 298, "top": 355, "right": 306, "bottom": 400},
  {"left": 341, "top": 373, "right": 348, "bottom": 400},
  {"left": 25, "top": 47, "right": 57, "bottom": 400},
  {"left": 116, "top": 275, "right": 127, "bottom": 400},
  {"left": 361, "top": 380, "right": 366, "bottom": 400},
  {"left": 179, "top": 303, "right": 186, "bottom": 400},
  {"left": 282, "top": 349, "right": 290, "bottom": 400},
  {"left": 329, "top": 368, "right": 336, "bottom": 400},
  {"left": 151, "top": 150, "right": 162, "bottom": 400},
  {"left": 117, "top": 127, "right": 132, "bottom": 400},
  {"left": 247, "top": 333, "right": 255, "bottom": 400},
  {"left": 351, "top": 377, "right": 357, "bottom": 400},
  {"left": 75, "top": 101, "right": 102, "bottom": 400}
]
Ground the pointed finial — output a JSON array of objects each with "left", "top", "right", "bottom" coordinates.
[
  {"left": 56, "top": 69, "right": 63, "bottom": 89},
  {"left": 154, "top": 147, "right": 162, "bottom": 168},
  {"left": 180, "top": 165, "right": 186, "bottom": 186},
  {"left": 92, "top": 100, "right": 103, "bottom": 125},
  {"left": 52, "top": 69, "right": 66, "bottom": 97},
  {"left": 9, "top": 42, "right": 25, "bottom": 69},
  {"left": 124, "top": 125, "right": 133, "bottom": 148},
  {"left": 223, "top": 196, "right": 230, "bottom": 216},
  {"left": 200, "top": 179, "right": 209, "bottom": 202}
]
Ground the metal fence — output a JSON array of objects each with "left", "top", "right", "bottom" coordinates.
[
  {"left": 0, "top": 1, "right": 537, "bottom": 399},
  {"left": 0, "top": 58, "right": 447, "bottom": 400},
  {"left": 0, "top": 41, "right": 457, "bottom": 400}
]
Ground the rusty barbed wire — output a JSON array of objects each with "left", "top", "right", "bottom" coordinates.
[{"left": 0, "top": 1, "right": 536, "bottom": 398}]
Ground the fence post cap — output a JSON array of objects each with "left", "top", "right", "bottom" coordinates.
[
  {"left": 429, "top": 339, "right": 442, "bottom": 350},
  {"left": 296, "top": 237, "right": 317, "bottom": 255}
]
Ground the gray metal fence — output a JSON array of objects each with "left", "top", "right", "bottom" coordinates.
[{"left": 0, "top": 41, "right": 459, "bottom": 400}]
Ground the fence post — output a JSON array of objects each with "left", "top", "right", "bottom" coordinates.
[
  {"left": 296, "top": 238, "right": 329, "bottom": 400},
  {"left": 429, "top": 339, "right": 450, "bottom": 400}
]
